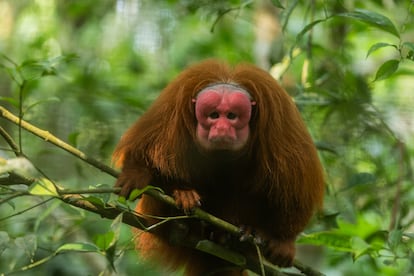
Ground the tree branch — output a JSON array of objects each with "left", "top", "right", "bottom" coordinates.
[
  {"left": 0, "top": 105, "right": 324, "bottom": 276},
  {"left": 0, "top": 106, "right": 119, "bottom": 177},
  {"left": 0, "top": 125, "right": 20, "bottom": 155}
]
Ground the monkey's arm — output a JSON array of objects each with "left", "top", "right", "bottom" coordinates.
[
  {"left": 115, "top": 154, "right": 152, "bottom": 197},
  {"left": 116, "top": 152, "right": 201, "bottom": 211}
]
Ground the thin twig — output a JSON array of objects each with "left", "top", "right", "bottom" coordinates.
[
  {"left": 0, "top": 126, "right": 20, "bottom": 155},
  {"left": 0, "top": 197, "right": 54, "bottom": 221}
]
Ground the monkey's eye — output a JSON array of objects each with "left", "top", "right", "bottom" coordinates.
[
  {"left": 209, "top": 112, "right": 219, "bottom": 119},
  {"left": 227, "top": 112, "right": 237, "bottom": 120}
]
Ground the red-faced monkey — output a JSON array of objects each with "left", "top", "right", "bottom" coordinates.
[{"left": 113, "top": 60, "right": 324, "bottom": 275}]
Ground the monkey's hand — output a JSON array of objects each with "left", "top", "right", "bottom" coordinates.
[
  {"left": 172, "top": 189, "right": 201, "bottom": 213},
  {"left": 115, "top": 167, "right": 152, "bottom": 199},
  {"left": 240, "top": 226, "right": 295, "bottom": 267}
]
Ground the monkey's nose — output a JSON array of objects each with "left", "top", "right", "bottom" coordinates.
[{"left": 209, "top": 126, "right": 236, "bottom": 142}]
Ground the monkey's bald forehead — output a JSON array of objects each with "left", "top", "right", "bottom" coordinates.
[{"left": 196, "top": 83, "right": 252, "bottom": 99}]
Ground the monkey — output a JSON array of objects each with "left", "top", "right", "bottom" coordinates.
[{"left": 113, "top": 59, "right": 324, "bottom": 275}]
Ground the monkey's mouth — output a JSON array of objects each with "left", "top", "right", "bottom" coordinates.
[
  {"left": 195, "top": 138, "right": 247, "bottom": 159},
  {"left": 208, "top": 137, "right": 239, "bottom": 150}
]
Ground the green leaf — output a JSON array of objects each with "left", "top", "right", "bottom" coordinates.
[
  {"left": 17, "top": 54, "right": 76, "bottom": 82},
  {"left": 128, "top": 185, "right": 164, "bottom": 201},
  {"left": 84, "top": 196, "right": 105, "bottom": 206},
  {"left": 128, "top": 189, "right": 144, "bottom": 200},
  {"left": 56, "top": 242, "right": 101, "bottom": 254},
  {"left": 0, "top": 97, "right": 19, "bottom": 107},
  {"left": 110, "top": 213, "right": 123, "bottom": 239},
  {"left": 117, "top": 195, "right": 127, "bottom": 204},
  {"left": 351, "top": 237, "right": 371, "bottom": 260},
  {"left": 374, "top": 59, "right": 399, "bottom": 81},
  {"left": 366, "top": 42, "right": 397, "bottom": 58},
  {"left": 296, "top": 19, "right": 327, "bottom": 42},
  {"left": 95, "top": 231, "right": 115, "bottom": 251},
  {"left": 68, "top": 131, "right": 80, "bottom": 147},
  {"left": 28, "top": 178, "right": 59, "bottom": 196},
  {"left": 18, "top": 60, "right": 55, "bottom": 81},
  {"left": 270, "top": 0, "right": 284, "bottom": 9},
  {"left": 3, "top": 65, "right": 24, "bottom": 85},
  {"left": 402, "top": 41, "right": 414, "bottom": 52},
  {"left": 388, "top": 229, "right": 403, "bottom": 251},
  {"left": 298, "top": 231, "right": 352, "bottom": 252},
  {"left": 337, "top": 9, "right": 400, "bottom": 38},
  {"left": 407, "top": 51, "right": 414, "bottom": 61},
  {"left": 108, "top": 214, "right": 123, "bottom": 267},
  {"left": 94, "top": 214, "right": 123, "bottom": 251},
  {"left": 403, "top": 42, "right": 414, "bottom": 61}
]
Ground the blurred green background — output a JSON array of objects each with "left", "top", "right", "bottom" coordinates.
[{"left": 0, "top": 0, "right": 413, "bottom": 275}]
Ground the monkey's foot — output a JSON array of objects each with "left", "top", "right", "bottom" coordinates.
[
  {"left": 239, "top": 226, "right": 295, "bottom": 267},
  {"left": 264, "top": 239, "right": 295, "bottom": 267},
  {"left": 172, "top": 189, "right": 201, "bottom": 213}
]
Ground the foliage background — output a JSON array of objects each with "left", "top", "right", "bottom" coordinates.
[{"left": 0, "top": 0, "right": 413, "bottom": 275}]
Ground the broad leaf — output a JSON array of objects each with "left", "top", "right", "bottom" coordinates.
[
  {"left": 56, "top": 242, "right": 100, "bottom": 253},
  {"left": 388, "top": 229, "right": 403, "bottom": 251},
  {"left": 28, "top": 178, "right": 58, "bottom": 196},
  {"left": 95, "top": 231, "right": 115, "bottom": 251},
  {"left": 402, "top": 41, "right": 414, "bottom": 52},
  {"left": 351, "top": 237, "right": 371, "bottom": 260},
  {"left": 128, "top": 185, "right": 164, "bottom": 201},
  {"left": 374, "top": 59, "right": 399, "bottom": 81},
  {"left": 366, "top": 42, "right": 397, "bottom": 58},
  {"left": 403, "top": 42, "right": 414, "bottom": 61},
  {"left": 296, "top": 19, "right": 327, "bottom": 42},
  {"left": 298, "top": 231, "right": 353, "bottom": 252},
  {"left": 337, "top": 9, "right": 400, "bottom": 38},
  {"left": 19, "top": 60, "right": 56, "bottom": 81}
]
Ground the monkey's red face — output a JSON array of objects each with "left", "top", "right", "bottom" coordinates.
[{"left": 194, "top": 84, "right": 255, "bottom": 151}]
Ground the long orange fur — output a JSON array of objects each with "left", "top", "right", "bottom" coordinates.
[{"left": 113, "top": 60, "right": 324, "bottom": 275}]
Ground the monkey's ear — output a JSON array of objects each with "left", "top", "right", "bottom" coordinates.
[{"left": 192, "top": 98, "right": 197, "bottom": 103}]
